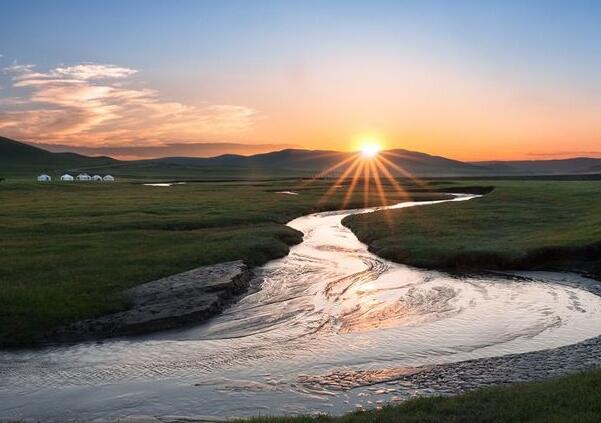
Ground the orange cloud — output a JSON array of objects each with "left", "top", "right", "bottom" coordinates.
[{"left": 0, "top": 63, "right": 259, "bottom": 147}]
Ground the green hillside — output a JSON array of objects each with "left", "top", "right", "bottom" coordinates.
[{"left": 0, "top": 136, "right": 116, "bottom": 179}]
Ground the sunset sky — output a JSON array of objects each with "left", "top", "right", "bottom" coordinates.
[{"left": 1, "top": 0, "right": 600, "bottom": 160}]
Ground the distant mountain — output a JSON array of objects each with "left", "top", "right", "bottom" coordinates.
[
  {"left": 3, "top": 135, "right": 601, "bottom": 180},
  {"left": 140, "top": 148, "right": 490, "bottom": 177},
  {"left": 474, "top": 158, "right": 601, "bottom": 175},
  {"left": 30, "top": 141, "right": 300, "bottom": 160},
  {"left": 0, "top": 136, "right": 116, "bottom": 177}
]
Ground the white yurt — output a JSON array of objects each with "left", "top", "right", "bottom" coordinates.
[
  {"left": 60, "top": 174, "right": 74, "bottom": 181},
  {"left": 92, "top": 175, "right": 103, "bottom": 182},
  {"left": 37, "top": 174, "right": 51, "bottom": 182},
  {"left": 77, "top": 173, "right": 91, "bottom": 181},
  {"left": 103, "top": 175, "right": 115, "bottom": 182}
]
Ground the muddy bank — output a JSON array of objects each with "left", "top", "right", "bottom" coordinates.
[
  {"left": 300, "top": 331, "right": 601, "bottom": 411},
  {"left": 38, "top": 261, "right": 252, "bottom": 344},
  {"left": 298, "top": 272, "right": 601, "bottom": 403}
]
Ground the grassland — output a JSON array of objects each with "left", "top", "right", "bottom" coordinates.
[
  {"left": 3, "top": 178, "right": 601, "bottom": 346},
  {"left": 0, "top": 178, "right": 447, "bottom": 346},
  {"left": 3, "top": 177, "right": 601, "bottom": 421},
  {"left": 344, "top": 180, "right": 601, "bottom": 277},
  {"left": 244, "top": 370, "right": 601, "bottom": 423}
]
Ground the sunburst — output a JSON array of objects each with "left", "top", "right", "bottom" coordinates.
[
  {"left": 292, "top": 142, "right": 426, "bottom": 221},
  {"left": 360, "top": 142, "right": 381, "bottom": 158}
]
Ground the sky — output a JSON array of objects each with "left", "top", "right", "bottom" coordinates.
[{"left": 1, "top": 0, "right": 600, "bottom": 161}]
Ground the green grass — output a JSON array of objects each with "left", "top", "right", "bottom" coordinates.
[
  {"left": 344, "top": 180, "right": 601, "bottom": 276},
  {"left": 244, "top": 370, "right": 601, "bottom": 423},
  {"left": 3, "top": 178, "right": 601, "bottom": 421},
  {"left": 4, "top": 179, "right": 600, "bottom": 345},
  {"left": 0, "top": 179, "right": 446, "bottom": 346}
]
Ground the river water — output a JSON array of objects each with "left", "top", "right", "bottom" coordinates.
[{"left": 2, "top": 195, "right": 601, "bottom": 421}]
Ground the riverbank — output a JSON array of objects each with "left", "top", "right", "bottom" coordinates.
[
  {"left": 243, "top": 369, "right": 601, "bottom": 423},
  {"left": 37, "top": 261, "right": 252, "bottom": 345},
  {"left": 73, "top": 368, "right": 601, "bottom": 422},
  {"left": 343, "top": 180, "right": 601, "bottom": 279},
  {"left": 297, "top": 269, "right": 601, "bottom": 392}
]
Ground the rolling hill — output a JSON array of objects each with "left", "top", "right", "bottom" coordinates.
[
  {"left": 2, "top": 135, "right": 601, "bottom": 180},
  {"left": 145, "top": 148, "right": 484, "bottom": 172},
  {"left": 0, "top": 136, "right": 117, "bottom": 177},
  {"left": 474, "top": 158, "right": 601, "bottom": 175},
  {"left": 78, "top": 148, "right": 491, "bottom": 179}
]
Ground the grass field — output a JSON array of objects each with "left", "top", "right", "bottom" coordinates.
[
  {"left": 344, "top": 180, "right": 601, "bottom": 277},
  {"left": 244, "top": 370, "right": 601, "bottom": 423},
  {"left": 3, "top": 178, "right": 600, "bottom": 346},
  {"left": 3, "top": 177, "right": 601, "bottom": 421},
  {"left": 0, "top": 178, "right": 447, "bottom": 346}
]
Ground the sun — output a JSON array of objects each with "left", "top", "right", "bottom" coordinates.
[{"left": 360, "top": 142, "right": 381, "bottom": 158}]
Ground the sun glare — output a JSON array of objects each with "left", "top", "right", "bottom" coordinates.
[
  {"left": 361, "top": 142, "right": 381, "bottom": 158},
  {"left": 299, "top": 135, "right": 425, "bottom": 224}
]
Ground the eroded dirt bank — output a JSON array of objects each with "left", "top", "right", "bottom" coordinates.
[{"left": 39, "top": 261, "right": 252, "bottom": 344}]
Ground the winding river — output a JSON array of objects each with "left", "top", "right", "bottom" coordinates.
[{"left": 2, "top": 195, "right": 601, "bottom": 421}]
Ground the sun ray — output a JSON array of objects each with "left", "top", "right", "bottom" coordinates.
[
  {"left": 369, "top": 160, "right": 394, "bottom": 226},
  {"left": 310, "top": 144, "right": 433, "bottom": 213},
  {"left": 369, "top": 161, "right": 387, "bottom": 205},
  {"left": 317, "top": 156, "right": 361, "bottom": 205},
  {"left": 298, "top": 154, "right": 359, "bottom": 189},
  {"left": 342, "top": 160, "right": 365, "bottom": 208},
  {"left": 379, "top": 152, "right": 429, "bottom": 189},
  {"left": 363, "top": 158, "right": 371, "bottom": 207},
  {"left": 374, "top": 157, "right": 411, "bottom": 201}
]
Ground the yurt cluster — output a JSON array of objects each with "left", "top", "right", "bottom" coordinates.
[{"left": 37, "top": 173, "right": 115, "bottom": 182}]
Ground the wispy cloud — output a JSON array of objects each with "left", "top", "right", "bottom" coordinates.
[
  {"left": 53, "top": 64, "right": 138, "bottom": 80},
  {"left": 0, "top": 62, "right": 259, "bottom": 147}
]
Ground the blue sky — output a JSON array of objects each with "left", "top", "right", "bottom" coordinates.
[{"left": 1, "top": 0, "right": 600, "bottom": 159}]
